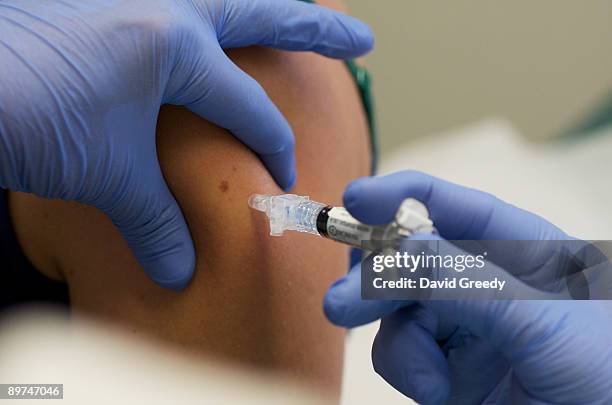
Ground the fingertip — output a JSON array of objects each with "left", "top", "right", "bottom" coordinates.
[
  {"left": 314, "top": 7, "right": 374, "bottom": 59},
  {"left": 145, "top": 248, "right": 196, "bottom": 292},
  {"left": 137, "top": 200, "right": 196, "bottom": 292},
  {"left": 343, "top": 177, "right": 397, "bottom": 224},
  {"left": 323, "top": 276, "right": 350, "bottom": 325},
  {"left": 157, "top": 274, "right": 192, "bottom": 292},
  {"left": 260, "top": 146, "right": 296, "bottom": 192},
  {"left": 343, "top": 177, "right": 368, "bottom": 209},
  {"left": 282, "top": 167, "right": 297, "bottom": 192},
  {"left": 341, "top": 15, "right": 375, "bottom": 56},
  {"left": 362, "top": 22, "right": 375, "bottom": 51}
]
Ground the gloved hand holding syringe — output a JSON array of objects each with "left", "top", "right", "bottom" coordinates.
[{"left": 248, "top": 194, "right": 436, "bottom": 251}]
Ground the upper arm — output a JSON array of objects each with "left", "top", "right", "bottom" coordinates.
[{"left": 8, "top": 4, "right": 370, "bottom": 396}]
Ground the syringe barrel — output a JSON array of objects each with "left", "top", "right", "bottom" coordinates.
[{"left": 315, "top": 206, "right": 398, "bottom": 250}]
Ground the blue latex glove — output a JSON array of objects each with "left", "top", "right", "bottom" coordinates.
[
  {"left": 0, "top": 0, "right": 373, "bottom": 290},
  {"left": 324, "top": 171, "right": 612, "bottom": 404}
]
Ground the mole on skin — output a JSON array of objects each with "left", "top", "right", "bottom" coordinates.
[{"left": 219, "top": 180, "right": 229, "bottom": 192}]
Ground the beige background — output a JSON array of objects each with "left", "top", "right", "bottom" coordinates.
[{"left": 348, "top": 0, "right": 612, "bottom": 153}]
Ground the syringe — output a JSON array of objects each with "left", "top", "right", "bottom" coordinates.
[{"left": 248, "top": 194, "right": 436, "bottom": 251}]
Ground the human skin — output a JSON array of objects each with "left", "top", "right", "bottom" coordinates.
[{"left": 8, "top": 0, "right": 370, "bottom": 397}]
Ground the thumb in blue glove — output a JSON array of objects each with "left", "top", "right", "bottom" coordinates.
[
  {"left": 0, "top": 0, "right": 374, "bottom": 290},
  {"left": 325, "top": 171, "right": 612, "bottom": 404}
]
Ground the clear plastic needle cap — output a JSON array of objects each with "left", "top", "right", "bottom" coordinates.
[
  {"left": 248, "top": 194, "right": 270, "bottom": 213},
  {"left": 248, "top": 194, "right": 324, "bottom": 236}
]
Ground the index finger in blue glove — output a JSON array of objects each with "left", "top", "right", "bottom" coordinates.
[
  {"left": 166, "top": 41, "right": 296, "bottom": 190},
  {"left": 205, "top": 0, "right": 374, "bottom": 59},
  {"left": 171, "top": 0, "right": 374, "bottom": 190},
  {"left": 343, "top": 171, "right": 566, "bottom": 240}
]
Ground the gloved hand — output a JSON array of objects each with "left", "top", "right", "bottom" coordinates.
[
  {"left": 324, "top": 171, "right": 612, "bottom": 404},
  {"left": 0, "top": 0, "right": 373, "bottom": 290}
]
